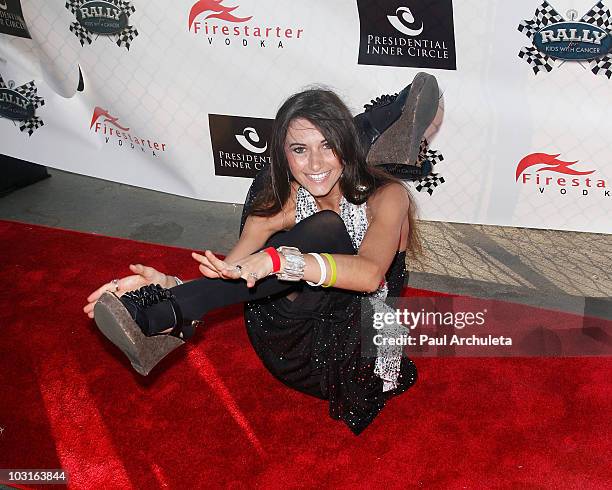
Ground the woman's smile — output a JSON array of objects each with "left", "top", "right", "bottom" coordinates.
[
  {"left": 306, "top": 170, "right": 332, "bottom": 183},
  {"left": 284, "top": 117, "right": 344, "bottom": 206}
]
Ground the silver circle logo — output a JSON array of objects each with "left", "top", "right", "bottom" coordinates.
[
  {"left": 235, "top": 127, "right": 267, "bottom": 154},
  {"left": 387, "top": 6, "right": 423, "bottom": 37}
]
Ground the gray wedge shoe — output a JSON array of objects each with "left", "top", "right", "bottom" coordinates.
[
  {"left": 94, "top": 284, "right": 195, "bottom": 375},
  {"left": 366, "top": 72, "right": 439, "bottom": 167}
]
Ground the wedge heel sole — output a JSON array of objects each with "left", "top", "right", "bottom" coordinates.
[
  {"left": 94, "top": 293, "right": 184, "bottom": 376},
  {"left": 367, "top": 73, "right": 439, "bottom": 166}
]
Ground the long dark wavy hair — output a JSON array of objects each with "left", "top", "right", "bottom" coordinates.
[{"left": 249, "top": 88, "right": 421, "bottom": 255}]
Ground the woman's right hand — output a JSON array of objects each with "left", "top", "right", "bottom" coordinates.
[{"left": 83, "top": 264, "right": 169, "bottom": 318}]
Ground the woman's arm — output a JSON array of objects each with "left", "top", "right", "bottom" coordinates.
[
  {"left": 304, "top": 183, "right": 409, "bottom": 293},
  {"left": 195, "top": 183, "right": 409, "bottom": 292},
  {"left": 225, "top": 213, "right": 284, "bottom": 264},
  {"left": 193, "top": 210, "right": 286, "bottom": 280}
]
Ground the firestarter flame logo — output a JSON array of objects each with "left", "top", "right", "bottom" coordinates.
[
  {"left": 515, "top": 153, "right": 595, "bottom": 181},
  {"left": 515, "top": 152, "right": 608, "bottom": 197},
  {"left": 89, "top": 106, "right": 167, "bottom": 156},
  {"left": 189, "top": 0, "right": 252, "bottom": 30},
  {"left": 188, "top": 0, "right": 303, "bottom": 48},
  {"left": 90, "top": 106, "right": 130, "bottom": 131}
]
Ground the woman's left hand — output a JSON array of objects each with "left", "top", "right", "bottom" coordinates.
[{"left": 192, "top": 249, "right": 274, "bottom": 288}]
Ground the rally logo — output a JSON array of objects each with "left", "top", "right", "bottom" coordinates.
[
  {"left": 516, "top": 153, "right": 608, "bottom": 197},
  {"left": 357, "top": 0, "right": 456, "bottom": 70},
  {"left": 0, "top": 0, "right": 31, "bottom": 38},
  {"left": 65, "top": 0, "right": 139, "bottom": 50},
  {"left": 90, "top": 106, "right": 167, "bottom": 156},
  {"left": 0, "top": 75, "right": 44, "bottom": 136},
  {"left": 188, "top": 0, "right": 304, "bottom": 49},
  {"left": 518, "top": 1, "right": 612, "bottom": 78},
  {"left": 209, "top": 114, "right": 273, "bottom": 178}
]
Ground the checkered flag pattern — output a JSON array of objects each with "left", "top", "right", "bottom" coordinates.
[
  {"left": 519, "top": 46, "right": 555, "bottom": 74},
  {"left": 116, "top": 26, "right": 139, "bottom": 50},
  {"left": 116, "top": 0, "right": 136, "bottom": 15},
  {"left": 581, "top": 1, "right": 611, "bottom": 28},
  {"left": 412, "top": 138, "right": 445, "bottom": 195},
  {"left": 590, "top": 53, "right": 612, "bottom": 78},
  {"left": 419, "top": 138, "right": 444, "bottom": 167},
  {"left": 518, "top": 1, "right": 562, "bottom": 74},
  {"left": 69, "top": 21, "right": 93, "bottom": 46},
  {"left": 19, "top": 117, "right": 44, "bottom": 137},
  {"left": 582, "top": 1, "right": 612, "bottom": 78},
  {"left": 414, "top": 173, "right": 446, "bottom": 196},
  {"left": 517, "top": 1, "right": 563, "bottom": 40},
  {"left": 64, "top": 0, "right": 84, "bottom": 16},
  {"left": 14, "top": 81, "right": 45, "bottom": 110}
]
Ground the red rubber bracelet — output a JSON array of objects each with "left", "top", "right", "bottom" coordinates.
[{"left": 263, "top": 246, "right": 281, "bottom": 273}]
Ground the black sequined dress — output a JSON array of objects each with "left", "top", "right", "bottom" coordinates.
[{"left": 240, "top": 170, "right": 417, "bottom": 435}]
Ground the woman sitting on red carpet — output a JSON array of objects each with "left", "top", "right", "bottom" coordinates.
[{"left": 84, "top": 75, "right": 439, "bottom": 434}]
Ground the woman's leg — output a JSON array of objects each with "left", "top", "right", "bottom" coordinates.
[
  {"left": 144, "top": 210, "right": 357, "bottom": 333},
  {"left": 93, "top": 210, "right": 359, "bottom": 375}
]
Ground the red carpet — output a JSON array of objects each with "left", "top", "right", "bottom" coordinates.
[{"left": 0, "top": 220, "right": 610, "bottom": 489}]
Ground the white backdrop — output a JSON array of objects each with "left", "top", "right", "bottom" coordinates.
[{"left": 0, "top": 0, "right": 610, "bottom": 234}]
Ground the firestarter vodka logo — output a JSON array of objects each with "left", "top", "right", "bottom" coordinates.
[
  {"left": 90, "top": 106, "right": 167, "bottom": 156},
  {"left": 0, "top": 0, "right": 31, "bottom": 38},
  {"left": 518, "top": 1, "right": 612, "bottom": 78},
  {"left": 0, "top": 74, "right": 44, "bottom": 136},
  {"left": 209, "top": 114, "right": 273, "bottom": 178},
  {"left": 516, "top": 153, "right": 609, "bottom": 198},
  {"left": 188, "top": 0, "right": 304, "bottom": 49},
  {"left": 65, "top": 0, "right": 139, "bottom": 50},
  {"left": 357, "top": 0, "right": 456, "bottom": 70}
]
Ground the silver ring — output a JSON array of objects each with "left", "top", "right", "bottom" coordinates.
[
  {"left": 111, "top": 278, "right": 119, "bottom": 292},
  {"left": 248, "top": 271, "right": 259, "bottom": 280},
  {"left": 233, "top": 265, "right": 243, "bottom": 273}
]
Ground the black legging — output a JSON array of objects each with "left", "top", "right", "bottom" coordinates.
[{"left": 156, "top": 210, "right": 357, "bottom": 330}]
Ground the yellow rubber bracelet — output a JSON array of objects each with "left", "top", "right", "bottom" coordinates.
[{"left": 321, "top": 253, "right": 337, "bottom": 288}]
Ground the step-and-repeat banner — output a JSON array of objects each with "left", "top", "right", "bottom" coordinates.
[{"left": 0, "top": 0, "right": 610, "bottom": 233}]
